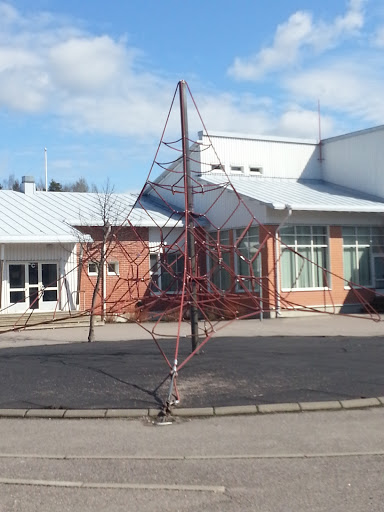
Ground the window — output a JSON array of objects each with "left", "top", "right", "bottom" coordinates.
[
  {"left": 230, "top": 165, "right": 243, "bottom": 173},
  {"left": 280, "top": 226, "right": 328, "bottom": 289},
  {"left": 42, "top": 263, "right": 58, "bottom": 302},
  {"left": 107, "top": 261, "right": 119, "bottom": 275},
  {"left": 9, "top": 263, "right": 26, "bottom": 304},
  {"left": 88, "top": 261, "right": 119, "bottom": 276},
  {"left": 249, "top": 166, "right": 263, "bottom": 174},
  {"left": 209, "top": 230, "right": 232, "bottom": 291},
  {"left": 150, "top": 252, "right": 184, "bottom": 293},
  {"left": 211, "top": 163, "right": 225, "bottom": 172},
  {"left": 235, "top": 226, "right": 260, "bottom": 291},
  {"left": 88, "top": 262, "right": 98, "bottom": 275},
  {"left": 342, "top": 226, "right": 384, "bottom": 288},
  {"left": 208, "top": 227, "right": 261, "bottom": 292}
]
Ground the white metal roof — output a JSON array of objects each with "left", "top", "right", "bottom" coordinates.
[
  {"left": 199, "top": 176, "right": 384, "bottom": 212},
  {"left": 198, "top": 130, "right": 318, "bottom": 145},
  {"left": 0, "top": 190, "right": 180, "bottom": 244}
]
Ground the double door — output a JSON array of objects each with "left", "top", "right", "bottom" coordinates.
[{"left": 8, "top": 262, "right": 59, "bottom": 312}]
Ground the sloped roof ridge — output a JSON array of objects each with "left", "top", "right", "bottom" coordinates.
[
  {"left": 322, "top": 124, "right": 384, "bottom": 143},
  {"left": 198, "top": 129, "right": 318, "bottom": 145}
]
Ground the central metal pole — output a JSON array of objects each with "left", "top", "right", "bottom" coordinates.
[{"left": 179, "top": 80, "right": 199, "bottom": 352}]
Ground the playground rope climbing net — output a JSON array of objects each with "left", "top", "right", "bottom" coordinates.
[{"left": 1, "top": 80, "right": 383, "bottom": 414}]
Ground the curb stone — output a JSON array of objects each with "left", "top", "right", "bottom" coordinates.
[
  {"left": 0, "top": 398, "right": 382, "bottom": 419},
  {"left": 214, "top": 405, "right": 257, "bottom": 416},
  {"left": 105, "top": 409, "right": 148, "bottom": 418},
  {"left": 0, "top": 409, "right": 27, "bottom": 418},
  {"left": 340, "top": 398, "right": 381, "bottom": 409},
  {"left": 258, "top": 402, "right": 301, "bottom": 414},
  {"left": 172, "top": 407, "right": 214, "bottom": 417},
  {"left": 299, "top": 401, "right": 342, "bottom": 411},
  {"left": 63, "top": 410, "right": 107, "bottom": 418},
  {"left": 26, "top": 409, "right": 66, "bottom": 418}
]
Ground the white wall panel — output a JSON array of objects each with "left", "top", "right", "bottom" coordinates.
[
  {"left": 1, "top": 243, "right": 78, "bottom": 313},
  {"left": 322, "top": 128, "right": 384, "bottom": 198},
  {"left": 200, "top": 134, "right": 321, "bottom": 179}
]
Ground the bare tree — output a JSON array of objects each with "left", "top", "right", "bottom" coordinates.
[{"left": 75, "top": 181, "right": 118, "bottom": 342}]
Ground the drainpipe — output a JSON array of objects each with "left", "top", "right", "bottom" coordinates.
[
  {"left": 103, "top": 251, "right": 107, "bottom": 321},
  {"left": 102, "top": 223, "right": 111, "bottom": 322},
  {"left": 274, "top": 205, "right": 292, "bottom": 318},
  {"left": 76, "top": 245, "right": 83, "bottom": 310}
]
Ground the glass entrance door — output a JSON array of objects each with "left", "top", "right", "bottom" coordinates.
[
  {"left": 40, "top": 263, "right": 59, "bottom": 311},
  {"left": 9, "top": 264, "right": 27, "bottom": 312},
  {"left": 8, "top": 262, "right": 59, "bottom": 313},
  {"left": 28, "top": 262, "right": 39, "bottom": 309}
]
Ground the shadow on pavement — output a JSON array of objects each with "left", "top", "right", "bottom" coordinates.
[{"left": 0, "top": 336, "right": 383, "bottom": 409}]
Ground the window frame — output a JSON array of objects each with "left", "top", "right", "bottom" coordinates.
[
  {"left": 207, "top": 226, "right": 261, "bottom": 294},
  {"left": 149, "top": 251, "right": 185, "bottom": 294},
  {"left": 207, "top": 229, "right": 233, "bottom": 292},
  {"left": 234, "top": 226, "right": 261, "bottom": 293},
  {"left": 87, "top": 261, "right": 98, "bottom": 276},
  {"left": 280, "top": 225, "right": 330, "bottom": 291},
  {"left": 210, "top": 163, "right": 225, "bottom": 172},
  {"left": 249, "top": 166, "right": 263, "bottom": 175},
  {"left": 342, "top": 226, "right": 384, "bottom": 289},
  {"left": 229, "top": 164, "right": 244, "bottom": 174},
  {"left": 107, "top": 261, "right": 119, "bottom": 276}
]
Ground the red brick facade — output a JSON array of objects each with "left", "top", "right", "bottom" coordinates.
[
  {"left": 76, "top": 224, "right": 375, "bottom": 319},
  {"left": 76, "top": 226, "right": 150, "bottom": 318}
]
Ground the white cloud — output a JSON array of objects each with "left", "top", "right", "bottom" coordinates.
[
  {"left": 283, "top": 59, "right": 384, "bottom": 125},
  {"left": 195, "top": 93, "right": 275, "bottom": 135},
  {"left": 49, "top": 36, "right": 127, "bottom": 93},
  {"left": 0, "top": 4, "right": 292, "bottom": 140},
  {"left": 0, "top": 3, "right": 175, "bottom": 136},
  {"left": 191, "top": 92, "right": 330, "bottom": 140},
  {"left": 228, "top": 0, "right": 367, "bottom": 81},
  {"left": 275, "top": 107, "right": 334, "bottom": 140},
  {"left": 0, "top": 0, "right": 378, "bottom": 148},
  {"left": 229, "top": 11, "right": 313, "bottom": 81},
  {"left": 0, "top": 47, "right": 40, "bottom": 72}
]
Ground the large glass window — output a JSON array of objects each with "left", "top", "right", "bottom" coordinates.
[
  {"left": 210, "top": 230, "right": 232, "bottom": 291},
  {"left": 150, "top": 251, "right": 184, "bottom": 293},
  {"left": 207, "top": 226, "right": 260, "bottom": 292},
  {"left": 280, "top": 226, "right": 328, "bottom": 289},
  {"left": 342, "top": 226, "right": 384, "bottom": 287},
  {"left": 234, "top": 226, "right": 260, "bottom": 292}
]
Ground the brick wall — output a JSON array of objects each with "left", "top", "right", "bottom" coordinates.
[
  {"left": 76, "top": 223, "right": 376, "bottom": 320},
  {"left": 77, "top": 226, "right": 150, "bottom": 317}
]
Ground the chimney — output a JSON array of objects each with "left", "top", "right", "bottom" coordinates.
[{"left": 21, "top": 176, "right": 36, "bottom": 195}]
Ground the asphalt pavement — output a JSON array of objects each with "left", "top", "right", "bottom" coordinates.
[
  {"left": 0, "top": 316, "right": 383, "bottom": 512},
  {"left": 1, "top": 409, "right": 383, "bottom": 511},
  {"left": 0, "top": 314, "right": 383, "bottom": 412}
]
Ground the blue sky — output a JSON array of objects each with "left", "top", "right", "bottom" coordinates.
[{"left": 0, "top": 0, "right": 384, "bottom": 192}]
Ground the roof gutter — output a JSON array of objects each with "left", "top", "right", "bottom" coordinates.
[{"left": 274, "top": 205, "right": 292, "bottom": 318}]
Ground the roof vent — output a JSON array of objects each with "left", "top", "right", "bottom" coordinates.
[{"left": 21, "top": 176, "right": 36, "bottom": 195}]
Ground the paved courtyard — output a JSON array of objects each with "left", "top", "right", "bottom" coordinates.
[{"left": 0, "top": 314, "right": 383, "bottom": 410}]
